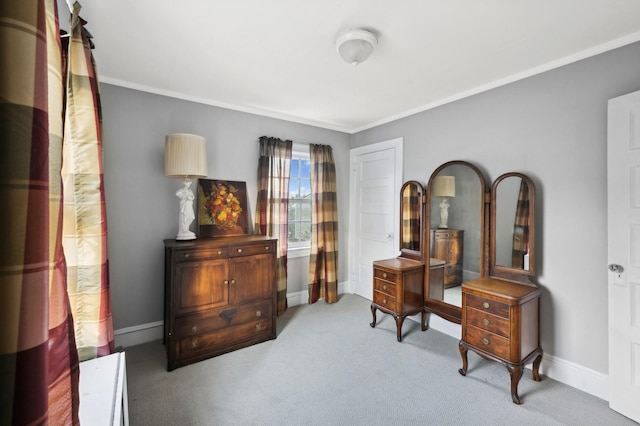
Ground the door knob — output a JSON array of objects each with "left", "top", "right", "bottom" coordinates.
[{"left": 608, "top": 264, "right": 624, "bottom": 273}]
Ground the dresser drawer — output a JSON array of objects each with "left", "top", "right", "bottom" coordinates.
[
  {"left": 175, "top": 301, "right": 272, "bottom": 337},
  {"left": 465, "top": 294, "right": 509, "bottom": 319},
  {"left": 374, "top": 268, "right": 398, "bottom": 283},
  {"left": 179, "top": 317, "right": 272, "bottom": 356},
  {"left": 466, "top": 307, "right": 510, "bottom": 338},
  {"left": 174, "top": 247, "right": 229, "bottom": 262},
  {"left": 373, "top": 291, "right": 397, "bottom": 311},
  {"left": 229, "top": 242, "right": 274, "bottom": 257},
  {"left": 374, "top": 279, "right": 397, "bottom": 297},
  {"left": 465, "top": 325, "right": 510, "bottom": 359}
]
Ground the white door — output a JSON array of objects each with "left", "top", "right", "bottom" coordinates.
[
  {"left": 608, "top": 90, "right": 640, "bottom": 423},
  {"left": 349, "top": 138, "right": 403, "bottom": 299}
]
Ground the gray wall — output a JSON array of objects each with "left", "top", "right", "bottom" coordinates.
[
  {"left": 100, "top": 85, "right": 350, "bottom": 331},
  {"left": 351, "top": 41, "right": 640, "bottom": 374}
]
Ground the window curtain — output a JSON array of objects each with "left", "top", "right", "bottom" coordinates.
[
  {"left": 1, "top": 0, "right": 80, "bottom": 423},
  {"left": 308, "top": 144, "right": 339, "bottom": 304},
  {"left": 255, "top": 136, "right": 292, "bottom": 315},
  {"left": 62, "top": 1, "right": 115, "bottom": 361},
  {"left": 511, "top": 179, "right": 530, "bottom": 269}
]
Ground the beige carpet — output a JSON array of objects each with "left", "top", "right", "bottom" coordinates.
[{"left": 124, "top": 293, "right": 635, "bottom": 425}]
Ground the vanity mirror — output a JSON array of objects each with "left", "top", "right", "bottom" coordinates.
[
  {"left": 491, "top": 173, "right": 535, "bottom": 282},
  {"left": 424, "top": 161, "right": 488, "bottom": 324}
]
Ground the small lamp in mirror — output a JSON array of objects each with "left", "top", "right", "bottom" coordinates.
[
  {"left": 165, "top": 133, "right": 208, "bottom": 240},
  {"left": 433, "top": 175, "right": 455, "bottom": 229}
]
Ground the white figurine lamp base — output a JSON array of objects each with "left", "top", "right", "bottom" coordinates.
[{"left": 175, "top": 178, "right": 196, "bottom": 240}]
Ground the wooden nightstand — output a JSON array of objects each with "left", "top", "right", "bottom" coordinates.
[{"left": 458, "top": 277, "right": 543, "bottom": 404}]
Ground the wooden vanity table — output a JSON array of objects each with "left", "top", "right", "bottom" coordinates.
[{"left": 423, "top": 162, "right": 543, "bottom": 404}]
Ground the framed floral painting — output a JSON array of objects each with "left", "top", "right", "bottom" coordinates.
[{"left": 197, "top": 179, "right": 249, "bottom": 237}]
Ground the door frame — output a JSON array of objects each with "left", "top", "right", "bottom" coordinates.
[{"left": 348, "top": 137, "right": 403, "bottom": 295}]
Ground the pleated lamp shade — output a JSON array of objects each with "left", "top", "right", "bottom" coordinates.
[{"left": 164, "top": 133, "right": 208, "bottom": 178}]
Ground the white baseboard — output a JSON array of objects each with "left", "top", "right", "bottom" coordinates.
[
  {"left": 114, "top": 320, "right": 163, "bottom": 349},
  {"left": 114, "top": 285, "right": 609, "bottom": 402}
]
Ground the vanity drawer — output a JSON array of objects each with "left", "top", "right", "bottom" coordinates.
[
  {"left": 465, "top": 325, "right": 510, "bottom": 359},
  {"left": 374, "top": 268, "right": 398, "bottom": 283},
  {"left": 465, "top": 294, "right": 509, "bottom": 319},
  {"left": 374, "top": 279, "right": 397, "bottom": 297},
  {"left": 175, "top": 301, "right": 272, "bottom": 337},
  {"left": 466, "top": 307, "right": 510, "bottom": 338},
  {"left": 373, "top": 291, "right": 397, "bottom": 311}
]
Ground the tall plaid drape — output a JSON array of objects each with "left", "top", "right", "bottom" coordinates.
[
  {"left": 1, "top": 0, "right": 80, "bottom": 423},
  {"left": 255, "top": 136, "right": 292, "bottom": 315},
  {"left": 511, "top": 179, "right": 530, "bottom": 269},
  {"left": 308, "top": 144, "right": 338, "bottom": 304},
  {"left": 62, "top": 2, "right": 115, "bottom": 361}
]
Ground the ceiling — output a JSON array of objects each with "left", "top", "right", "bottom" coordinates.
[{"left": 74, "top": 1, "right": 640, "bottom": 134}]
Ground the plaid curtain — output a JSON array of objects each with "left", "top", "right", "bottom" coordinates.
[
  {"left": 1, "top": 0, "right": 80, "bottom": 424},
  {"left": 402, "top": 183, "right": 421, "bottom": 251},
  {"left": 511, "top": 179, "right": 530, "bottom": 268},
  {"left": 255, "top": 136, "right": 292, "bottom": 315},
  {"left": 62, "top": 2, "right": 115, "bottom": 361},
  {"left": 308, "top": 144, "right": 338, "bottom": 304}
]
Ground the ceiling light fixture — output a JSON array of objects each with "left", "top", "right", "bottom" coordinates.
[{"left": 335, "top": 28, "right": 378, "bottom": 66}]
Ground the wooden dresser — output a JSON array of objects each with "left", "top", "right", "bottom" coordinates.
[
  {"left": 430, "top": 229, "right": 463, "bottom": 288},
  {"left": 458, "top": 277, "right": 542, "bottom": 404},
  {"left": 164, "top": 236, "right": 277, "bottom": 371}
]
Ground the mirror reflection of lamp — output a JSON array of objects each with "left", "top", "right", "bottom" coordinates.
[
  {"left": 433, "top": 175, "right": 455, "bottom": 229},
  {"left": 165, "top": 134, "right": 208, "bottom": 240}
]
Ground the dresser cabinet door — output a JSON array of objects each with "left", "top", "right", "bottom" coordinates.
[
  {"left": 229, "top": 252, "right": 274, "bottom": 305},
  {"left": 174, "top": 259, "right": 229, "bottom": 315}
]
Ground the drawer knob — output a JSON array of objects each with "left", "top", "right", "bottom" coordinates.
[
  {"left": 255, "top": 323, "right": 263, "bottom": 331},
  {"left": 482, "top": 301, "right": 490, "bottom": 309},
  {"left": 383, "top": 299, "right": 387, "bottom": 304},
  {"left": 184, "top": 253, "right": 190, "bottom": 258},
  {"left": 237, "top": 248, "right": 243, "bottom": 253},
  {"left": 217, "top": 250, "right": 222, "bottom": 255},
  {"left": 256, "top": 310, "right": 262, "bottom": 317},
  {"left": 383, "top": 285, "right": 387, "bottom": 290},
  {"left": 191, "top": 338, "right": 199, "bottom": 349},
  {"left": 482, "top": 338, "right": 489, "bottom": 346},
  {"left": 382, "top": 272, "right": 387, "bottom": 278},
  {"left": 482, "top": 319, "right": 489, "bottom": 326},
  {"left": 265, "top": 246, "right": 269, "bottom": 250},
  {"left": 230, "top": 279, "right": 236, "bottom": 285},
  {"left": 191, "top": 324, "right": 198, "bottom": 333},
  {"left": 224, "top": 280, "right": 229, "bottom": 285}
]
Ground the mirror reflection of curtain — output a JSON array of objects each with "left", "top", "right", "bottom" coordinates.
[
  {"left": 308, "top": 144, "right": 339, "bottom": 304},
  {"left": 511, "top": 180, "right": 530, "bottom": 269},
  {"left": 402, "top": 185, "right": 420, "bottom": 250},
  {"left": 255, "top": 136, "right": 292, "bottom": 315}
]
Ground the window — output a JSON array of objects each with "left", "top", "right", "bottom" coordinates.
[{"left": 288, "top": 147, "right": 311, "bottom": 254}]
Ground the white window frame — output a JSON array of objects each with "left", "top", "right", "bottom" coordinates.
[{"left": 288, "top": 143, "right": 311, "bottom": 259}]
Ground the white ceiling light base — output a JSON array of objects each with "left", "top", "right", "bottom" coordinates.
[{"left": 335, "top": 28, "right": 378, "bottom": 66}]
